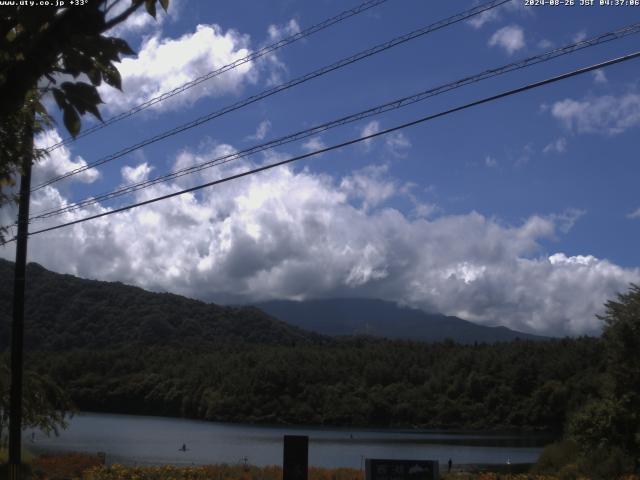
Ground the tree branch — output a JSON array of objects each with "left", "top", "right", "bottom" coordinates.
[{"left": 102, "top": 0, "right": 144, "bottom": 32}]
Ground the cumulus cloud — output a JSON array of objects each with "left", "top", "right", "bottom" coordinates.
[
  {"left": 550, "top": 92, "right": 640, "bottom": 135},
  {"left": 572, "top": 30, "right": 587, "bottom": 43},
  {"left": 592, "top": 69, "right": 607, "bottom": 85},
  {"left": 385, "top": 132, "right": 411, "bottom": 158},
  {"left": 488, "top": 25, "right": 525, "bottom": 55},
  {"left": 267, "top": 19, "right": 301, "bottom": 41},
  {"left": 543, "top": 137, "right": 567, "bottom": 154},
  {"left": 467, "top": 1, "right": 530, "bottom": 29},
  {"left": 99, "top": 24, "right": 257, "bottom": 113},
  {"left": 33, "top": 129, "right": 100, "bottom": 187},
  {"left": 411, "top": 202, "right": 438, "bottom": 219},
  {"left": 122, "top": 162, "right": 153, "bottom": 184},
  {"left": 400, "top": 183, "right": 438, "bottom": 219},
  {"left": 3, "top": 140, "right": 639, "bottom": 338},
  {"left": 360, "top": 120, "right": 381, "bottom": 150},
  {"left": 467, "top": 8, "right": 501, "bottom": 29},
  {"left": 246, "top": 120, "right": 271, "bottom": 141},
  {"left": 340, "top": 164, "right": 396, "bottom": 210},
  {"left": 1, "top": 128, "right": 102, "bottom": 243},
  {"left": 301, "top": 137, "right": 326, "bottom": 154},
  {"left": 357, "top": 122, "right": 409, "bottom": 157},
  {"left": 257, "top": 19, "right": 301, "bottom": 87}
]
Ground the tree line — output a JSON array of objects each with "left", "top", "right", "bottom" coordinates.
[{"left": 25, "top": 336, "right": 603, "bottom": 431}]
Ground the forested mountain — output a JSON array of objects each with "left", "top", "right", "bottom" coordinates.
[
  {"left": 254, "top": 298, "right": 547, "bottom": 344},
  {"left": 25, "top": 338, "right": 603, "bottom": 431},
  {"left": 0, "top": 259, "right": 324, "bottom": 351},
  {"left": 0, "top": 259, "right": 606, "bottom": 432},
  {"left": 1, "top": 259, "right": 543, "bottom": 350}
]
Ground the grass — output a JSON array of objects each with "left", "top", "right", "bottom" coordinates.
[{"left": 2, "top": 452, "right": 640, "bottom": 480}]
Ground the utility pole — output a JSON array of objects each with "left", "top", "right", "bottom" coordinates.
[{"left": 8, "top": 109, "right": 34, "bottom": 480}]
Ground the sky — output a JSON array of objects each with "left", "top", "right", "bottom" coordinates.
[{"left": 2, "top": 0, "right": 640, "bottom": 337}]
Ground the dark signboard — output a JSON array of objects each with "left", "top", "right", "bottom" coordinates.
[
  {"left": 365, "top": 459, "right": 439, "bottom": 480},
  {"left": 283, "top": 435, "right": 308, "bottom": 480}
]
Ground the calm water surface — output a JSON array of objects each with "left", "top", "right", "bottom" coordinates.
[{"left": 26, "top": 412, "right": 549, "bottom": 468}]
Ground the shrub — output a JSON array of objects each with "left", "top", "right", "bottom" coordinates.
[{"left": 531, "top": 440, "right": 580, "bottom": 475}]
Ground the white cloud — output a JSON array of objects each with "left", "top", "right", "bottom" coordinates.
[
  {"left": 358, "top": 122, "right": 410, "bottom": 157},
  {"left": 360, "top": 120, "right": 381, "bottom": 150},
  {"left": 267, "top": 19, "right": 301, "bottom": 41},
  {"left": 401, "top": 183, "right": 438, "bottom": 219},
  {"left": 385, "top": 132, "right": 411, "bottom": 158},
  {"left": 627, "top": 207, "right": 640, "bottom": 219},
  {"left": 33, "top": 129, "right": 100, "bottom": 187},
  {"left": 572, "top": 30, "right": 587, "bottom": 43},
  {"left": 467, "top": 8, "right": 501, "bottom": 29},
  {"left": 3, "top": 142, "right": 639, "bottom": 337},
  {"left": 122, "top": 162, "right": 153, "bottom": 184},
  {"left": 301, "top": 137, "right": 326, "bottom": 154},
  {"left": 488, "top": 25, "right": 525, "bottom": 55},
  {"left": 412, "top": 202, "right": 438, "bottom": 219},
  {"left": 467, "top": 1, "right": 530, "bottom": 29},
  {"left": 592, "top": 69, "right": 607, "bottom": 85},
  {"left": 258, "top": 19, "right": 301, "bottom": 87},
  {"left": 550, "top": 208, "right": 585, "bottom": 234},
  {"left": 543, "top": 137, "right": 567, "bottom": 154},
  {"left": 99, "top": 24, "right": 257, "bottom": 113},
  {"left": 340, "top": 164, "right": 396, "bottom": 210},
  {"left": 538, "top": 39, "right": 554, "bottom": 49},
  {"left": 485, "top": 156, "right": 498, "bottom": 168},
  {"left": 2, "top": 129, "right": 104, "bottom": 245},
  {"left": 246, "top": 120, "right": 271, "bottom": 141},
  {"left": 550, "top": 92, "right": 640, "bottom": 135}
]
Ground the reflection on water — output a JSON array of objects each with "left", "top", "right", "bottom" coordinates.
[{"left": 26, "top": 412, "right": 551, "bottom": 468}]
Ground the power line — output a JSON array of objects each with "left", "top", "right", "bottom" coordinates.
[
  {"left": 28, "top": 22, "right": 640, "bottom": 221},
  {"left": 31, "top": 0, "right": 512, "bottom": 191},
  {"left": 43, "top": 0, "right": 390, "bottom": 153},
  {"left": 10, "top": 49, "right": 638, "bottom": 242}
]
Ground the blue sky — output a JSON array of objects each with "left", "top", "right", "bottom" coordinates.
[{"left": 2, "top": 0, "right": 640, "bottom": 336}]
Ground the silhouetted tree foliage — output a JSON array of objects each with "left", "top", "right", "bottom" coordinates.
[
  {"left": 0, "top": 0, "right": 170, "bottom": 240},
  {"left": 17, "top": 337, "right": 603, "bottom": 431},
  {"left": 568, "top": 284, "right": 640, "bottom": 473},
  {"left": 0, "top": 354, "right": 74, "bottom": 447}
]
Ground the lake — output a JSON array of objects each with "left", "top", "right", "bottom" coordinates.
[{"left": 25, "top": 412, "right": 549, "bottom": 468}]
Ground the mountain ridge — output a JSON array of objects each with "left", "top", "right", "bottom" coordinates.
[
  {"left": 0, "top": 258, "right": 325, "bottom": 351},
  {"left": 0, "top": 258, "right": 546, "bottom": 350},
  {"left": 254, "top": 298, "right": 548, "bottom": 344}
]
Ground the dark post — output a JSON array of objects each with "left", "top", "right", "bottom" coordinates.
[
  {"left": 283, "top": 435, "right": 308, "bottom": 480},
  {"left": 8, "top": 113, "right": 34, "bottom": 480}
]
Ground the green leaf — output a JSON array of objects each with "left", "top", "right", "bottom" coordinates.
[
  {"left": 87, "top": 67, "right": 102, "bottom": 86},
  {"left": 62, "top": 105, "right": 81, "bottom": 137},
  {"left": 145, "top": 0, "right": 157, "bottom": 19},
  {"left": 60, "top": 82, "right": 103, "bottom": 121},
  {"left": 110, "top": 37, "right": 135, "bottom": 56},
  {"left": 51, "top": 88, "right": 66, "bottom": 110},
  {"left": 159, "top": 0, "right": 169, "bottom": 12},
  {"left": 102, "top": 65, "right": 122, "bottom": 90},
  {"left": 62, "top": 50, "right": 95, "bottom": 79}
]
